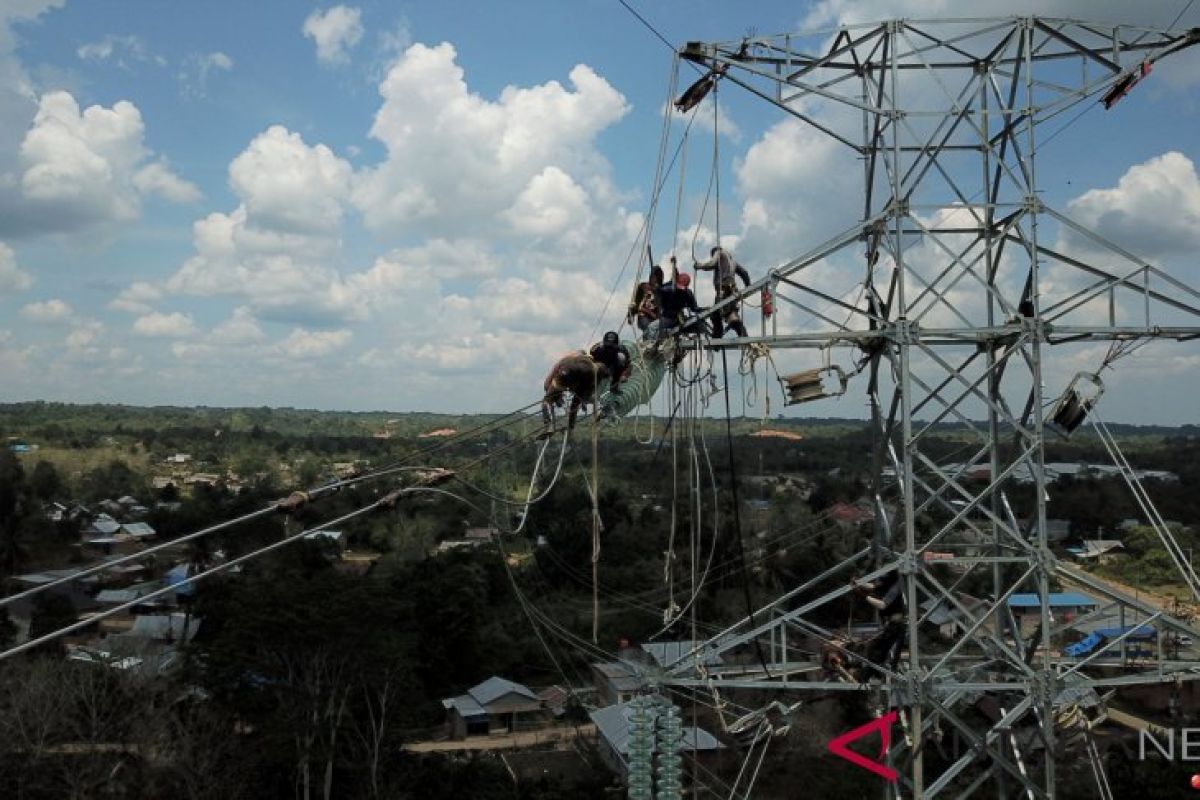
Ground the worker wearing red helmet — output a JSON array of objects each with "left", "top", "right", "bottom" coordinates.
[{"left": 656, "top": 264, "right": 701, "bottom": 340}]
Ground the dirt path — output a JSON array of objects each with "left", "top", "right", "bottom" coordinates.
[
  {"left": 402, "top": 723, "right": 594, "bottom": 753},
  {"left": 1059, "top": 563, "right": 1194, "bottom": 618}
]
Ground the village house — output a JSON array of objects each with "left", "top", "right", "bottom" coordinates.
[
  {"left": 83, "top": 513, "right": 122, "bottom": 538},
  {"left": 1069, "top": 539, "right": 1125, "bottom": 564},
  {"left": 152, "top": 476, "right": 177, "bottom": 491},
  {"left": 591, "top": 661, "right": 645, "bottom": 707},
  {"left": 827, "top": 501, "right": 874, "bottom": 529},
  {"left": 920, "top": 592, "right": 989, "bottom": 638},
  {"left": 464, "top": 526, "right": 499, "bottom": 543},
  {"left": 303, "top": 529, "right": 346, "bottom": 551},
  {"left": 635, "top": 640, "right": 725, "bottom": 670},
  {"left": 589, "top": 700, "right": 725, "bottom": 782},
  {"left": 1008, "top": 592, "right": 1098, "bottom": 634},
  {"left": 120, "top": 522, "right": 156, "bottom": 540},
  {"left": 441, "top": 676, "right": 546, "bottom": 739}
]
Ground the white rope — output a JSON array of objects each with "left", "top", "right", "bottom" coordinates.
[{"left": 510, "top": 431, "right": 572, "bottom": 534}]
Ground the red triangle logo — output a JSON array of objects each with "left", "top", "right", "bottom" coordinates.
[{"left": 827, "top": 710, "right": 899, "bottom": 782}]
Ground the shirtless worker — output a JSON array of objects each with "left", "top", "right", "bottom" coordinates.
[{"left": 541, "top": 353, "right": 609, "bottom": 432}]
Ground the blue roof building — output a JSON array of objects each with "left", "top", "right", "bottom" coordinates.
[{"left": 1007, "top": 592, "right": 1097, "bottom": 609}]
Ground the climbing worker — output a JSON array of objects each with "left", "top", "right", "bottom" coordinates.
[
  {"left": 589, "top": 331, "right": 630, "bottom": 395},
  {"left": 656, "top": 269, "right": 703, "bottom": 340},
  {"left": 695, "top": 245, "right": 751, "bottom": 339},
  {"left": 627, "top": 264, "right": 665, "bottom": 335},
  {"left": 541, "top": 351, "right": 611, "bottom": 432},
  {"left": 853, "top": 571, "right": 906, "bottom": 678}
]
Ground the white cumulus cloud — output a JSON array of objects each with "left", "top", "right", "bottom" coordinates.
[
  {"left": 209, "top": 306, "right": 266, "bottom": 345},
  {"left": 109, "top": 280, "right": 162, "bottom": 314},
  {"left": 504, "top": 166, "right": 592, "bottom": 238},
  {"left": 0, "top": 241, "right": 32, "bottom": 291},
  {"left": 229, "top": 125, "right": 352, "bottom": 235},
  {"left": 65, "top": 318, "right": 103, "bottom": 349},
  {"left": 353, "top": 42, "right": 629, "bottom": 237},
  {"left": 303, "top": 6, "right": 364, "bottom": 65},
  {"left": 20, "top": 298, "right": 71, "bottom": 322},
  {"left": 133, "top": 311, "right": 196, "bottom": 338},
  {"left": 133, "top": 160, "right": 202, "bottom": 203},
  {"left": 11, "top": 91, "right": 198, "bottom": 235},
  {"left": 275, "top": 327, "right": 352, "bottom": 359},
  {"left": 1064, "top": 151, "right": 1200, "bottom": 259},
  {"left": 160, "top": 127, "right": 356, "bottom": 322}
]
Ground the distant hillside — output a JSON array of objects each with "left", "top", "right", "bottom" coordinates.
[{"left": 0, "top": 400, "right": 1194, "bottom": 442}]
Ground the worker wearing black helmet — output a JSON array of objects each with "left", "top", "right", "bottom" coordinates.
[{"left": 589, "top": 331, "right": 630, "bottom": 395}]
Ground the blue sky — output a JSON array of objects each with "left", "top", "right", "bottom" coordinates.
[{"left": 1, "top": 0, "right": 1199, "bottom": 423}]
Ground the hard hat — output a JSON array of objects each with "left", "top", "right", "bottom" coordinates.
[
  {"left": 603, "top": 331, "right": 619, "bottom": 346},
  {"left": 677, "top": 272, "right": 692, "bottom": 288}
]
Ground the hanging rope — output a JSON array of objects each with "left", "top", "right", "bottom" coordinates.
[
  {"left": 722, "top": 349, "right": 771, "bottom": 676},
  {"left": 665, "top": 370, "right": 680, "bottom": 622},
  {"left": 590, "top": 362, "right": 602, "bottom": 643},
  {"left": 739, "top": 342, "right": 773, "bottom": 413},
  {"left": 713, "top": 81, "right": 722, "bottom": 244}
]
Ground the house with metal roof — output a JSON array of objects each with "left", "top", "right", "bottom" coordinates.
[
  {"left": 919, "top": 593, "right": 989, "bottom": 638},
  {"left": 591, "top": 661, "right": 646, "bottom": 707},
  {"left": 639, "top": 640, "right": 725, "bottom": 669},
  {"left": 120, "top": 522, "right": 156, "bottom": 539},
  {"left": 82, "top": 514, "right": 121, "bottom": 538},
  {"left": 1068, "top": 540, "right": 1125, "bottom": 562},
  {"left": 1007, "top": 592, "right": 1097, "bottom": 609},
  {"left": 119, "top": 612, "right": 200, "bottom": 644},
  {"left": 1007, "top": 592, "right": 1098, "bottom": 634},
  {"left": 1065, "top": 624, "right": 1157, "bottom": 658},
  {"left": 302, "top": 529, "right": 346, "bottom": 551},
  {"left": 589, "top": 701, "right": 724, "bottom": 782},
  {"left": 442, "top": 676, "right": 546, "bottom": 739},
  {"left": 94, "top": 583, "right": 158, "bottom": 606}
]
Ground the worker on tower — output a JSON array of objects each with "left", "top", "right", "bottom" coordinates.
[
  {"left": 541, "top": 352, "right": 611, "bottom": 432},
  {"left": 853, "top": 571, "right": 906, "bottom": 679},
  {"left": 627, "top": 263, "right": 665, "bottom": 336},
  {"left": 695, "top": 245, "right": 751, "bottom": 338},
  {"left": 589, "top": 331, "right": 630, "bottom": 395},
  {"left": 655, "top": 268, "right": 702, "bottom": 340}
]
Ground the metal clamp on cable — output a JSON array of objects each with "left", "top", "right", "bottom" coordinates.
[
  {"left": 415, "top": 467, "right": 455, "bottom": 487},
  {"left": 379, "top": 488, "right": 407, "bottom": 508},
  {"left": 275, "top": 491, "right": 310, "bottom": 512}
]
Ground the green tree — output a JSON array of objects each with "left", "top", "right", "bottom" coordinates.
[
  {"left": 80, "top": 459, "right": 144, "bottom": 502},
  {"left": 27, "top": 592, "right": 75, "bottom": 654},
  {"left": 0, "top": 450, "right": 28, "bottom": 576},
  {"left": 191, "top": 568, "right": 423, "bottom": 800},
  {"left": 28, "top": 460, "right": 62, "bottom": 501},
  {"left": 0, "top": 607, "right": 16, "bottom": 649}
]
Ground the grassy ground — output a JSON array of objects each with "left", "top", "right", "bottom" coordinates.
[{"left": 14, "top": 444, "right": 153, "bottom": 483}]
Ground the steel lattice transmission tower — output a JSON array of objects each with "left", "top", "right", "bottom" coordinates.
[{"left": 654, "top": 17, "right": 1200, "bottom": 799}]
